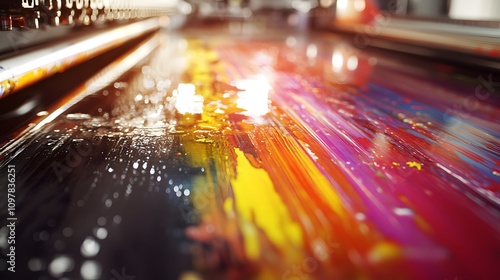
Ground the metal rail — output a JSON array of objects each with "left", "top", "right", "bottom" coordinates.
[
  {"left": 0, "top": 17, "right": 163, "bottom": 99},
  {"left": 0, "top": 31, "right": 162, "bottom": 158}
]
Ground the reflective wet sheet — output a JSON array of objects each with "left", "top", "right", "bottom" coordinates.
[{"left": 1, "top": 28, "right": 499, "bottom": 280}]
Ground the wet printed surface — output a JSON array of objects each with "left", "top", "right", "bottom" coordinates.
[{"left": 1, "top": 27, "right": 500, "bottom": 280}]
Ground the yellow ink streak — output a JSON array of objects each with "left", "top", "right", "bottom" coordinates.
[
  {"left": 367, "top": 241, "right": 402, "bottom": 264},
  {"left": 295, "top": 139, "right": 346, "bottom": 217},
  {"left": 230, "top": 148, "right": 303, "bottom": 260},
  {"left": 406, "top": 161, "right": 422, "bottom": 170}
]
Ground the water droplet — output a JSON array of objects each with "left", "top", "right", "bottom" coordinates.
[
  {"left": 81, "top": 237, "right": 100, "bottom": 257},
  {"left": 113, "top": 215, "right": 122, "bottom": 224},
  {"left": 63, "top": 227, "right": 73, "bottom": 237},
  {"left": 49, "top": 255, "right": 74, "bottom": 277},
  {"left": 28, "top": 258, "right": 44, "bottom": 271},
  {"left": 94, "top": 227, "right": 108, "bottom": 240},
  {"left": 81, "top": 260, "right": 102, "bottom": 280},
  {"left": 105, "top": 199, "right": 112, "bottom": 208},
  {"left": 97, "top": 217, "right": 106, "bottom": 226}
]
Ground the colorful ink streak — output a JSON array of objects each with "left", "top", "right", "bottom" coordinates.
[{"left": 177, "top": 33, "right": 500, "bottom": 280}]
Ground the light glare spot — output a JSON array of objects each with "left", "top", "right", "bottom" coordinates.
[
  {"left": 49, "top": 255, "right": 74, "bottom": 277},
  {"left": 81, "top": 260, "right": 102, "bottom": 280},
  {"left": 81, "top": 237, "right": 100, "bottom": 257}
]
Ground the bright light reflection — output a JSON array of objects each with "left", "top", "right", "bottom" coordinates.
[
  {"left": 354, "top": 0, "right": 366, "bottom": 12},
  {"left": 320, "top": 0, "right": 334, "bottom": 8},
  {"left": 332, "top": 50, "right": 344, "bottom": 73},
  {"left": 291, "top": 0, "right": 317, "bottom": 13},
  {"left": 306, "top": 44, "right": 318, "bottom": 59},
  {"left": 235, "top": 79, "right": 271, "bottom": 117},
  {"left": 80, "top": 237, "right": 100, "bottom": 257},
  {"left": 178, "top": 1, "right": 193, "bottom": 14},
  {"left": 49, "top": 255, "right": 74, "bottom": 277},
  {"left": 173, "top": 83, "right": 204, "bottom": 115},
  {"left": 337, "top": 0, "right": 348, "bottom": 10},
  {"left": 336, "top": 0, "right": 360, "bottom": 19},
  {"left": 95, "top": 227, "right": 108, "bottom": 240},
  {"left": 81, "top": 260, "right": 102, "bottom": 280},
  {"left": 347, "top": 55, "right": 359, "bottom": 71}
]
